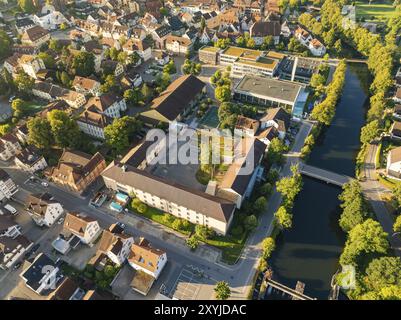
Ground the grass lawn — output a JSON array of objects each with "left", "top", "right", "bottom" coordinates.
[{"left": 356, "top": 1, "right": 398, "bottom": 21}]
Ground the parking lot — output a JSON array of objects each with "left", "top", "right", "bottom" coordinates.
[{"left": 170, "top": 265, "right": 216, "bottom": 300}]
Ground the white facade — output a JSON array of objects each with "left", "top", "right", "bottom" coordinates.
[
  {"left": 107, "top": 237, "right": 135, "bottom": 266},
  {"left": 77, "top": 121, "right": 106, "bottom": 140},
  {"left": 29, "top": 203, "right": 64, "bottom": 227},
  {"left": 128, "top": 250, "right": 167, "bottom": 279},
  {"left": 20, "top": 56, "right": 45, "bottom": 79},
  {"left": 15, "top": 154, "right": 48, "bottom": 173},
  {"left": 33, "top": 11, "right": 69, "bottom": 31},
  {"left": 0, "top": 175, "right": 18, "bottom": 202},
  {"left": 0, "top": 237, "right": 33, "bottom": 270},
  {"left": 0, "top": 137, "right": 22, "bottom": 161}
]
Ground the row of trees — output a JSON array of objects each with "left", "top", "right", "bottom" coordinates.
[
  {"left": 274, "top": 164, "right": 303, "bottom": 230},
  {"left": 310, "top": 60, "right": 347, "bottom": 125},
  {"left": 338, "top": 180, "right": 371, "bottom": 232}
]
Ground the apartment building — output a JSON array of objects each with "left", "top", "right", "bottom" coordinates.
[
  {"left": 72, "top": 76, "right": 101, "bottom": 97},
  {"left": 0, "top": 235, "right": 33, "bottom": 270},
  {"left": 21, "top": 25, "right": 50, "bottom": 47},
  {"left": 48, "top": 149, "right": 107, "bottom": 194},
  {"left": 18, "top": 54, "right": 46, "bottom": 79},
  {"left": 0, "top": 216, "right": 21, "bottom": 239},
  {"left": 14, "top": 146, "right": 48, "bottom": 173},
  {"left": 0, "top": 133, "right": 22, "bottom": 161}
]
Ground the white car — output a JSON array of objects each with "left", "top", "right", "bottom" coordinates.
[
  {"left": 57, "top": 217, "right": 64, "bottom": 225},
  {"left": 41, "top": 182, "right": 49, "bottom": 187}
]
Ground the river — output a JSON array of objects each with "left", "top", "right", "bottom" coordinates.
[{"left": 268, "top": 63, "right": 371, "bottom": 300}]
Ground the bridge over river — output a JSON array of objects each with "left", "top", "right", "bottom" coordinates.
[{"left": 299, "top": 163, "right": 354, "bottom": 187}]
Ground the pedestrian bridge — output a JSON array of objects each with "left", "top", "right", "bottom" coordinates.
[
  {"left": 299, "top": 163, "right": 353, "bottom": 187},
  {"left": 265, "top": 279, "right": 316, "bottom": 300}
]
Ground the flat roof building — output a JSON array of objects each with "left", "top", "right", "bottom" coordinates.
[{"left": 233, "top": 75, "right": 308, "bottom": 118}]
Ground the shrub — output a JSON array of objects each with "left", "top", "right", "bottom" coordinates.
[
  {"left": 244, "top": 215, "right": 258, "bottom": 232},
  {"left": 259, "top": 183, "right": 272, "bottom": 196},
  {"left": 195, "top": 225, "right": 215, "bottom": 240},
  {"left": 131, "top": 198, "right": 142, "bottom": 210},
  {"left": 186, "top": 236, "right": 199, "bottom": 250},
  {"left": 231, "top": 225, "right": 244, "bottom": 237},
  {"left": 253, "top": 196, "right": 267, "bottom": 213},
  {"left": 162, "top": 214, "right": 175, "bottom": 225},
  {"left": 137, "top": 203, "right": 148, "bottom": 214}
]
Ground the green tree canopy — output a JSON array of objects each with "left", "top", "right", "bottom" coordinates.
[
  {"left": 214, "top": 281, "right": 231, "bottom": 300},
  {"left": 47, "top": 110, "right": 81, "bottom": 148},
  {"left": 71, "top": 52, "right": 95, "bottom": 77},
  {"left": 27, "top": 117, "right": 53, "bottom": 149}
]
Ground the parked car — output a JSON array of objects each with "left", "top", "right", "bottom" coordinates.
[
  {"left": 4, "top": 204, "right": 17, "bottom": 215},
  {"left": 57, "top": 217, "right": 64, "bottom": 225},
  {"left": 8, "top": 95, "right": 15, "bottom": 103},
  {"left": 13, "top": 262, "right": 22, "bottom": 270},
  {"left": 41, "top": 182, "right": 49, "bottom": 187}
]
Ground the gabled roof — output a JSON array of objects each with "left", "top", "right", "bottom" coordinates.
[
  {"left": 260, "top": 107, "right": 291, "bottom": 132},
  {"left": 250, "top": 20, "right": 281, "bottom": 37},
  {"left": 85, "top": 94, "right": 122, "bottom": 113},
  {"left": 27, "top": 193, "right": 58, "bottom": 217},
  {"left": 101, "top": 161, "right": 235, "bottom": 223},
  {"left": 22, "top": 26, "right": 49, "bottom": 42},
  {"left": 63, "top": 212, "right": 96, "bottom": 236},
  {"left": 128, "top": 238, "right": 165, "bottom": 274},
  {"left": 141, "top": 75, "right": 205, "bottom": 122}
]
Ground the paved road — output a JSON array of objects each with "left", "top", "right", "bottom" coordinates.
[{"left": 361, "top": 143, "right": 401, "bottom": 256}]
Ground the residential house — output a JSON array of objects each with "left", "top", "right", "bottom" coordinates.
[
  {"left": 260, "top": 107, "right": 291, "bottom": 140},
  {"left": 391, "top": 121, "right": 401, "bottom": 140},
  {"left": 18, "top": 54, "right": 46, "bottom": 79},
  {"left": 308, "top": 38, "right": 326, "bottom": 57},
  {"left": 20, "top": 253, "right": 63, "bottom": 295},
  {"left": 76, "top": 110, "right": 111, "bottom": 140},
  {"left": 49, "top": 149, "right": 107, "bottom": 193},
  {"left": 94, "top": 224, "right": 134, "bottom": 266},
  {"left": 63, "top": 212, "right": 102, "bottom": 245},
  {"left": 14, "top": 146, "right": 48, "bottom": 173},
  {"left": 21, "top": 26, "right": 51, "bottom": 47},
  {"left": 47, "top": 277, "right": 85, "bottom": 300},
  {"left": 26, "top": 193, "right": 64, "bottom": 227},
  {"left": 139, "top": 75, "right": 205, "bottom": 126},
  {"left": 101, "top": 60, "right": 124, "bottom": 78},
  {"left": 387, "top": 146, "right": 401, "bottom": 179},
  {"left": 0, "top": 169, "right": 18, "bottom": 203},
  {"left": 165, "top": 35, "right": 193, "bottom": 55},
  {"left": 33, "top": 11, "right": 69, "bottom": 30},
  {"left": 15, "top": 17, "right": 36, "bottom": 34},
  {"left": 84, "top": 94, "right": 127, "bottom": 118},
  {"left": 122, "top": 38, "right": 152, "bottom": 61},
  {"left": 394, "top": 88, "right": 401, "bottom": 104},
  {"left": 72, "top": 76, "right": 101, "bottom": 97},
  {"left": 0, "top": 236, "right": 33, "bottom": 270},
  {"left": 128, "top": 237, "right": 167, "bottom": 279},
  {"left": 165, "top": 15, "right": 186, "bottom": 36},
  {"left": 4, "top": 54, "right": 22, "bottom": 77},
  {"left": 295, "top": 26, "right": 326, "bottom": 56},
  {"left": 0, "top": 216, "right": 21, "bottom": 239},
  {"left": 249, "top": 20, "right": 281, "bottom": 45},
  {"left": 153, "top": 51, "right": 170, "bottom": 66},
  {"left": 0, "top": 133, "right": 22, "bottom": 161},
  {"left": 32, "top": 81, "right": 86, "bottom": 109},
  {"left": 151, "top": 25, "right": 172, "bottom": 49}
]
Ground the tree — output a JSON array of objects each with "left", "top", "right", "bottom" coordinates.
[
  {"left": 276, "top": 164, "right": 303, "bottom": 205},
  {"left": 394, "top": 215, "right": 401, "bottom": 232},
  {"left": 104, "top": 116, "right": 142, "bottom": 154},
  {"left": 137, "top": 203, "right": 148, "bottom": 214},
  {"left": 100, "top": 75, "right": 118, "bottom": 94},
  {"left": 266, "top": 138, "right": 287, "bottom": 165},
  {"left": 261, "top": 237, "right": 276, "bottom": 259},
  {"left": 253, "top": 196, "right": 267, "bottom": 213},
  {"left": 195, "top": 225, "right": 215, "bottom": 240},
  {"left": 364, "top": 257, "right": 401, "bottom": 292},
  {"left": 340, "top": 219, "right": 389, "bottom": 266},
  {"left": 14, "top": 71, "right": 34, "bottom": 98},
  {"left": 244, "top": 215, "right": 258, "bottom": 232},
  {"left": 214, "top": 281, "right": 231, "bottom": 300},
  {"left": 246, "top": 38, "right": 256, "bottom": 49},
  {"left": 60, "top": 71, "right": 71, "bottom": 88},
  {"left": 183, "top": 59, "right": 201, "bottom": 76},
  {"left": 360, "top": 120, "right": 379, "bottom": 145},
  {"left": 310, "top": 73, "right": 326, "bottom": 90},
  {"left": 18, "top": 0, "right": 36, "bottom": 13},
  {"left": 163, "top": 60, "right": 176, "bottom": 74},
  {"left": 47, "top": 110, "right": 80, "bottom": 148},
  {"left": 392, "top": 182, "right": 401, "bottom": 209},
  {"left": 140, "top": 84, "right": 153, "bottom": 102},
  {"left": 214, "top": 38, "right": 231, "bottom": 49},
  {"left": 261, "top": 36, "right": 274, "bottom": 50},
  {"left": 11, "top": 98, "right": 26, "bottom": 120},
  {"left": 71, "top": 52, "right": 95, "bottom": 77},
  {"left": 215, "top": 85, "right": 231, "bottom": 103},
  {"left": 186, "top": 236, "right": 199, "bottom": 250},
  {"left": 259, "top": 182, "right": 272, "bottom": 196},
  {"left": 0, "top": 30, "right": 11, "bottom": 60},
  {"left": 38, "top": 52, "right": 56, "bottom": 69},
  {"left": 124, "top": 89, "right": 142, "bottom": 107},
  {"left": 27, "top": 117, "right": 53, "bottom": 149},
  {"left": 275, "top": 206, "right": 293, "bottom": 229}
]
